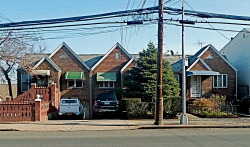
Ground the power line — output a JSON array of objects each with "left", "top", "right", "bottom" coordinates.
[{"left": 0, "top": 6, "right": 158, "bottom": 28}]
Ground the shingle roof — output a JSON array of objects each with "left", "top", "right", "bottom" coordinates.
[
  {"left": 172, "top": 44, "right": 237, "bottom": 73},
  {"left": 27, "top": 53, "right": 182, "bottom": 69}
]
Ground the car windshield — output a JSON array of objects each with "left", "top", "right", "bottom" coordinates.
[
  {"left": 62, "top": 100, "right": 77, "bottom": 104},
  {"left": 242, "top": 96, "right": 250, "bottom": 99},
  {"left": 96, "top": 93, "right": 117, "bottom": 101}
]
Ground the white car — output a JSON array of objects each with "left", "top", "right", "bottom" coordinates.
[{"left": 58, "top": 97, "right": 84, "bottom": 119}]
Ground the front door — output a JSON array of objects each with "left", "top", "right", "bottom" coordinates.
[{"left": 191, "top": 76, "right": 201, "bottom": 98}]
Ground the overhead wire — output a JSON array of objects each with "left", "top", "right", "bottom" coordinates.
[{"left": 184, "top": 1, "right": 249, "bottom": 52}]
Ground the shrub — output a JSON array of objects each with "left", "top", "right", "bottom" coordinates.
[
  {"left": 208, "top": 94, "right": 226, "bottom": 106},
  {"left": 151, "top": 96, "right": 181, "bottom": 118},
  {"left": 190, "top": 95, "right": 234, "bottom": 118},
  {"left": 163, "top": 96, "right": 181, "bottom": 118},
  {"left": 193, "top": 98, "right": 215, "bottom": 113},
  {"left": 125, "top": 98, "right": 150, "bottom": 118}
]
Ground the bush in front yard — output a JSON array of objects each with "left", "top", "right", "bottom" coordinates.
[
  {"left": 125, "top": 98, "right": 151, "bottom": 118},
  {"left": 163, "top": 96, "right": 182, "bottom": 118},
  {"left": 208, "top": 94, "right": 226, "bottom": 106}
]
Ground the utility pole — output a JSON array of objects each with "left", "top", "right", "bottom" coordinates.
[
  {"left": 180, "top": 0, "right": 189, "bottom": 125},
  {"left": 154, "top": 0, "right": 164, "bottom": 125}
]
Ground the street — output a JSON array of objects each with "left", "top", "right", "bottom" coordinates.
[{"left": 0, "top": 128, "right": 249, "bottom": 147}]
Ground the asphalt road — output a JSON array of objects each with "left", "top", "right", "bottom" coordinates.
[{"left": 0, "top": 128, "right": 250, "bottom": 147}]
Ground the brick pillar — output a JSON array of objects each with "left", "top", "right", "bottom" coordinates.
[
  {"left": 35, "top": 95, "right": 42, "bottom": 121},
  {"left": 5, "top": 96, "right": 11, "bottom": 103},
  {"left": 31, "top": 83, "right": 37, "bottom": 89},
  {"left": 50, "top": 83, "right": 57, "bottom": 109}
]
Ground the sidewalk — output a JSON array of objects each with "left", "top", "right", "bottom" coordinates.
[{"left": 1, "top": 114, "right": 250, "bottom": 131}]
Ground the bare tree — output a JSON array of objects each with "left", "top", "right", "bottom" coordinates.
[{"left": 0, "top": 30, "right": 45, "bottom": 98}]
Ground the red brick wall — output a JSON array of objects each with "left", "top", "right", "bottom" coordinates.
[
  {"left": 0, "top": 100, "right": 49, "bottom": 122},
  {"left": 92, "top": 47, "right": 132, "bottom": 100},
  {"left": 191, "top": 61, "right": 210, "bottom": 71},
  {"left": 189, "top": 48, "right": 236, "bottom": 100},
  {"left": 35, "top": 101, "right": 49, "bottom": 121},
  {"left": 0, "top": 103, "right": 35, "bottom": 121},
  {"left": 50, "top": 46, "right": 90, "bottom": 104}
]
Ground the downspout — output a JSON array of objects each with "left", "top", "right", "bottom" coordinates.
[
  {"left": 89, "top": 71, "right": 93, "bottom": 119},
  {"left": 235, "top": 69, "right": 238, "bottom": 101},
  {"left": 120, "top": 71, "right": 123, "bottom": 88}
]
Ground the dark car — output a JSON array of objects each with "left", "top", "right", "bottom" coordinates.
[
  {"left": 238, "top": 95, "right": 250, "bottom": 114},
  {"left": 93, "top": 92, "right": 119, "bottom": 116}
]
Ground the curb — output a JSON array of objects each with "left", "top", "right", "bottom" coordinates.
[
  {"left": 139, "top": 125, "right": 250, "bottom": 129},
  {"left": 0, "top": 129, "right": 20, "bottom": 131}
]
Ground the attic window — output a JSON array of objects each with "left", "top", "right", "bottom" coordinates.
[
  {"left": 206, "top": 54, "right": 213, "bottom": 59},
  {"left": 115, "top": 52, "right": 121, "bottom": 59},
  {"left": 60, "top": 53, "right": 68, "bottom": 58},
  {"left": 243, "top": 33, "right": 246, "bottom": 38}
]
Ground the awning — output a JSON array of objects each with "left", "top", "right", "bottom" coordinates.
[
  {"left": 97, "top": 72, "right": 116, "bottom": 81},
  {"left": 65, "top": 72, "right": 84, "bottom": 80},
  {"left": 32, "top": 70, "right": 50, "bottom": 76},
  {"left": 187, "top": 71, "right": 220, "bottom": 76}
]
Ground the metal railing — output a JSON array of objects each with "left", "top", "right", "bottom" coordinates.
[{"left": 187, "top": 104, "right": 238, "bottom": 117}]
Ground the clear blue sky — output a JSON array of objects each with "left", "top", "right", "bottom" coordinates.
[{"left": 0, "top": 0, "right": 249, "bottom": 55}]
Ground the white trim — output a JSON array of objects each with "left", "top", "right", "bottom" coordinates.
[
  {"left": 121, "top": 58, "right": 134, "bottom": 73},
  {"left": 187, "top": 58, "right": 212, "bottom": 71},
  {"left": 67, "top": 79, "right": 83, "bottom": 88},
  {"left": 99, "top": 81, "right": 115, "bottom": 89},
  {"left": 199, "top": 59, "right": 212, "bottom": 71},
  {"left": 209, "top": 45, "right": 237, "bottom": 72},
  {"left": 191, "top": 76, "right": 202, "bottom": 98},
  {"left": 33, "top": 56, "right": 61, "bottom": 72},
  {"left": 49, "top": 42, "right": 90, "bottom": 71},
  {"left": 213, "top": 74, "right": 228, "bottom": 88},
  {"left": 187, "top": 44, "right": 237, "bottom": 72},
  {"left": 91, "top": 42, "right": 132, "bottom": 71},
  {"left": 21, "top": 72, "right": 32, "bottom": 92}
]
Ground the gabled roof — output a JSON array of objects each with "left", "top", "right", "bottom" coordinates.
[
  {"left": 49, "top": 42, "right": 90, "bottom": 71},
  {"left": 220, "top": 28, "right": 250, "bottom": 53},
  {"left": 187, "top": 58, "right": 212, "bottom": 71},
  {"left": 172, "top": 44, "right": 237, "bottom": 72},
  {"left": 91, "top": 42, "right": 133, "bottom": 71},
  {"left": 33, "top": 56, "right": 61, "bottom": 72},
  {"left": 121, "top": 58, "right": 135, "bottom": 73}
]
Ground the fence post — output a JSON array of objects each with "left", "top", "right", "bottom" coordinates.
[
  {"left": 6, "top": 96, "right": 11, "bottom": 103},
  {"left": 35, "top": 94, "right": 42, "bottom": 121}
]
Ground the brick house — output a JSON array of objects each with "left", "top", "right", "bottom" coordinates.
[
  {"left": 17, "top": 42, "right": 136, "bottom": 119},
  {"left": 172, "top": 44, "right": 237, "bottom": 101}
]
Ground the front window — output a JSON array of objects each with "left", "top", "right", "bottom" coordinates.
[
  {"left": 213, "top": 74, "right": 227, "bottom": 88},
  {"left": 37, "top": 78, "right": 48, "bottom": 87},
  {"left": 67, "top": 80, "right": 83, "bottom": 88},
  {"left": 174, "top": 75, "right": 179, "bottom": 83},
  {"left": 21, "top": 73, "right": 32, "bottom": 92},
  {"left": 99, "top": 81, "right": 115, "bottom": 88}
]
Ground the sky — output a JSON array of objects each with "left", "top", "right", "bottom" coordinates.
[{"left": 0, "top": 0, "right": 249, "bottom": 55}]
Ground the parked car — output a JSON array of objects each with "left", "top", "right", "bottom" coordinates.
[
  {"left": 238, "top": 95, "right": 250, "bottom": 114},
  {"left": 93, "top": 92, "right": 119, "bottom": 116},
  {"left": 58, "top": 97, "right": 84, "bottom": 119}
]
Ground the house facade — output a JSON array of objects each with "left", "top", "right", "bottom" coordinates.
[
  {"left": 220, "top": 28, "right": 250, "bottom": 99},
  {"left": 172, "top": 44, "right": 237, "bottom": 101},
  {"left": 17, "top": 42, "right": 136, "bottom": 119}
]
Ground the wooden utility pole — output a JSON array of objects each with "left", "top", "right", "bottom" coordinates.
[{"left": 154, "top": 0, "right": 164, "bottom": 125}]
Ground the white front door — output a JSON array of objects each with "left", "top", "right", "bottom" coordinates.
[{"left": 191, "top": 76, "right": 201, "bottom": 98}]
